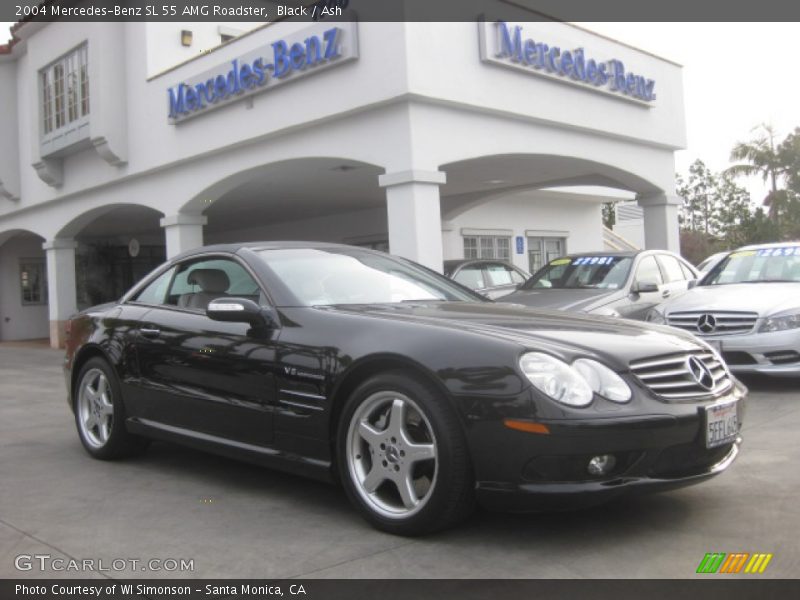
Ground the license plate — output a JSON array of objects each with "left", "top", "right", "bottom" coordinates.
[{"left": 705, "top": 401, "right": 739, "bottom": 448}]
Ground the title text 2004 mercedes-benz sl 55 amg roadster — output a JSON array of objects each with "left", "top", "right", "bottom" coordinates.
[{"left": 64, "top": 242, "right": 746, "bottom": 535}]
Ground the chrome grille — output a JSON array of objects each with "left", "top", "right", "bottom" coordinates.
[
  {"left": 666, "top": 311, "right": 758, "bottom": 336},
  {"left": 629, "top": 350, "right": 732, "bottom": 400}
]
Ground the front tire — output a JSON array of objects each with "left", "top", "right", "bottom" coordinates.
[
  {"left": 337, "top": 371, "right": 474, "bottom": 535},
  {"left": 74, "top": 357, "right": 148, "bottom": 460}
]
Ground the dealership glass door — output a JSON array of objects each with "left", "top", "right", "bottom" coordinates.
[{"left": 528, "top": 237, "right": 566, "bottom": 273}]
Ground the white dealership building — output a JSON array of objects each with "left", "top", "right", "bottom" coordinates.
[{"left": 0, "top": 17, "right": 686, "bottom": 347}]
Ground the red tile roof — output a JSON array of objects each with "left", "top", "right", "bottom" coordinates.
[{"left": 1, "top": 4, "right": 39, "bottom": 54}]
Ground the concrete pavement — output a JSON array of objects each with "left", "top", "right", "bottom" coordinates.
[{"left": 1, "top": 345, "right": 798, "bottom": 579}]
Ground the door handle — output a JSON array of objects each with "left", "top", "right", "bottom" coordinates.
[
  {"left": 139, "top": 328, "right": 161, "bottom": 338},
  {"left": 661, "top": 290, "right": 670, "bottom": 299}
]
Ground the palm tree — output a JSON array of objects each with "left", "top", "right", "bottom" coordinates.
[{"left": 725, "top": 124, "right": 787, "bottom": 222}]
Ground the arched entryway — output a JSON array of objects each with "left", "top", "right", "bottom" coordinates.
[
  {"left": 56, "top": 204, "right": 166, "bottom": 309},
  {"left": 0, "top": 230, "right": 48, "bottom": 342},
  {"left": 435, "top": 153, "right": 675, "bottom": 274},
  {"left": 167, "top": 157, "right": 387, "bottom": 256}
]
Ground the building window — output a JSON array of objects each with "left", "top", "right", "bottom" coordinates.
[
  {"left": 20, "top": 260, "right": 48, "bottom": 305},
  {"left": 463, "top": 236, "right": 511, "bottom": 260},
  {"left": 527, "top": 236, "right": 566, "bottom": 273},
  {"left": 41, "top": 44, "right": 89, "bottom": 136},
  {"left": 218, "top": 25, "right": 244, "bottom": 45}
]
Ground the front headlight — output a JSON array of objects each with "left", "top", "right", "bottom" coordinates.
[
  {"left": 572, "top": 358, "right": 632, "bottom": 403},
  {"left": 759, "top": 313, "right": 800, "bottom": 333},
  {"left": 645, "top": 308, "right": 665, "bottom": 324},
  {"left": 519, "top": 353, "right": 593, "bottom": 407}
]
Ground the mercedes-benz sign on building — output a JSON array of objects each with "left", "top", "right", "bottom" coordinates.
[{"left": 0, "top": 18, "right": 686, "bottom": 347}]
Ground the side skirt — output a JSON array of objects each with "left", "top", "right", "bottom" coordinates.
[{"left": 126, "top": 417, "right": 334, "bottom": 483}]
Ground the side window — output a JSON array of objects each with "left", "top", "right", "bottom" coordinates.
[
  {"left": 453, "top": 265, "right": 486, "bottom": 290},
  {"left": 679, "top": 261, "right": 696, "bottom": 280},
  {"left": 658, "top": 255, "right": 688, "bottom": 283},
  {"left": 508, "top": 267, "right": 526, "bottom": 285},
  {"left": 20, "top": 259, "right": 48, "bottom": 305},
  {"left": 167, "top": 258, "right": 261, "bottom": 311},
  {"left": 635, "top": 256, "right": 664, "bottom": 286},
  {"left": 484, "top": 263, "right": 515, "bottom": 286},
  {"left": 131, "top": 267, "right": 176, "bottom": 305}
]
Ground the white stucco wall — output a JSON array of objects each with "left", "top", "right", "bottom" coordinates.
[
  {"left": 613, "top": 219, "right": 646, "bottom": 249},
  {"left": 406, "top": 21, "right": 686, "bottom": 153},
  {"left": 0, "top": 60, "right": 20, "bottom": 203},
  {"left": 145, "top": 22, "right": 263, "bottom": 77},
  {"left": 444, "top": 190, "right": 603, "bottom": 272},
  {"left": 0, "top": 20, "right": 685, "bottom": 234}
]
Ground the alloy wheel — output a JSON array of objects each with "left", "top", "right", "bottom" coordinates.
[
  {"left": 77, "top": 368, "right": 114, "bottom": 449},
  {"left": 346, "top": 391, "right": 438, "bottom": 519}
]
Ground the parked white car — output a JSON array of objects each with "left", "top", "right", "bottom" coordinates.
[{"left": 648, "top": 242, "right": 800, "bottom": 376}]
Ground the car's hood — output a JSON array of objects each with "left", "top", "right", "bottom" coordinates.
[
  {"left": 323, "top": 302, "right": 703, "bottom": 368},
  {"left": 502, "top": 288, "right": 620, "bottom": 312},
  {"left": 662, "top": 283, "right": 800, "bottom": 316}
]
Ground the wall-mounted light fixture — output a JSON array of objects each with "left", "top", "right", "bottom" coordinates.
[{"left": 180, "top": 30, "right": 193, "bottom": 47}]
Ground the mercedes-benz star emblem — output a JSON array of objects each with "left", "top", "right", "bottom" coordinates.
[
  {"left": 696, "top": 313, "right": 717, "bottom": 334},
  {"left": 687, "top": 356, "right": 715, "bottom": 390}
]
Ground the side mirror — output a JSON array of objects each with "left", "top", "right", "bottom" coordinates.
[
  {"left": 688, "top": 279, "right": 698, "bottom": 289},
  {"left": 207, "top": 297, "right": 276, "bottom": 329},
  {"left": 631, "top": 280, "right": 659, "bottom": 294}
]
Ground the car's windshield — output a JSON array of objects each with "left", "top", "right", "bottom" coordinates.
[
  {"left": 697, "top": 253, "right": 722, "bottom": 272},
  {"left": 258, "top": 248, "right": 483, "bottom": 306},
  {"left": 520, "top": 256, "right": 633, "bottom": 290},
  {"left": 702, "top": 246, "right": 800, "bottom": 285}
]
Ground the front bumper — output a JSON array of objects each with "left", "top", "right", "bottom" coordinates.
[
  {"left": 476, "top": 439, "right": 740, "bottom": 512},
  {"left": 701, "top": 328, "right": 800, "bottom": 376},
  {"left": 467, "top": 383, "right": 746, "bottom": 512}
]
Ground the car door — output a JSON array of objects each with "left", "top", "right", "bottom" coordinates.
[
  {"left": 130, "top": 255, "right": 278, "bottom": 446},
  {"left": 656, "top": 254, "right": 696, "bottom": 300},
  {"left": 618, "top": 254, "right": 666, "bottom": 320},
  {"left": 452, "top": 263, "right": 489, "bottom": 295}
]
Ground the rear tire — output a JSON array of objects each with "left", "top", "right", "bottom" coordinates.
[
  {"left": 337, "top": 371, "right": 475, "bottom": 535},
  {"left": 74, "top": 357, "right": 149, "bottom": 460}
]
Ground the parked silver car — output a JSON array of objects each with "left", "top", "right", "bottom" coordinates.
[
  {"left": 648, "top": 242, "right": 800, "bottom": 376},
  {"left": 504, "top": 250, "right": 699, "bottom": 320},
  {"left": 697, "top": 251, "right": 729, "bottom": 274},
  {"left": 444, "top": 259, "right": 529, "bottom": 299}
]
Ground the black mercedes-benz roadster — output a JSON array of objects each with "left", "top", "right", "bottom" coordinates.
[{"left": 64, "top": 242, "right": 745, "bottom": 535}]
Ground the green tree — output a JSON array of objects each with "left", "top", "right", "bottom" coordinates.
[
  {"left": 716, "top": 173, "right": 755, "bottom": 247},
  {"left": 602, "top": 202, "right": 615, "bottom": 228},
  {"left": 777, "top": 128, "right": 800, "bottom": 239},
  {"left": 676, "top": 160, "right": 757, "bottom": 257},
  {"left": 738, "top": 207, "right": 781, "bottom": 244},
  {"left": 677, "top": 159, "right": 722, "bottom": 235},
  {"left": 726, "top": 124, "right": 789, "bottom": 225},
  {"left": 779, "top": 127, "right": 800, "bottom": 194}
]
